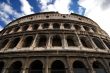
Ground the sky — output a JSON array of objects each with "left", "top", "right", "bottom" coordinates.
[{"left": 0, "top": 0, "right": 110, "bottom": 35}]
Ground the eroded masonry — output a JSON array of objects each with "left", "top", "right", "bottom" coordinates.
[{"left": 0, "top": 12, "right": 110, "bottom": 73}]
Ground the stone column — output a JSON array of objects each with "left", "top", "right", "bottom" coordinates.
[
  {"left": 49, "top": 23, "right": 53, "bottom": 29},
  {"left": 27, "top": 25, "right": 33, "bottom": 31},
  {"left": 47, "top": 34, "right": 51, "bottom": 49},
  {"left": 31, "top": 34, "right": 38, "bottom": 49},
  {"left": 63, "top": 35, "right": 68, "bottom": 49},
  {"left": 71, "top": 24, "right": 75, "bottom": 30},
  {"left": 80, "top": 25, "right": 85, "bottom": 31},
  {"left": 45, "top": 57, "right": 49, "bottom": 73},
  {"left": 38, "top": 23, "right": 43, "bottom": 30},
  {"left": 60, "top": 23, "right": 64, "bottom": 29}
]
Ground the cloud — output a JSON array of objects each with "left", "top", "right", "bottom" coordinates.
[
  {"left": 38, "top": 0, "right": 73, "bottom": 14},
  {"left": 0, "top": 2, "right": 24, "bottom": 25},
  {"left": 19, "top": 0, "right": 34, "bottom": 15},
  {"left": 78, "top": 0, "right": 110, "bottom": 36}
]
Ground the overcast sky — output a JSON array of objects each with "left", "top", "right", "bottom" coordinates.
[{"left": 0, "top": 0, "right": 110, "bottom": 35}]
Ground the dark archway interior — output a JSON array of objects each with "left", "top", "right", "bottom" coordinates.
[
  {"left": 8, "top": 61, "right": 22, "bottom": 73},
  {"left": 29, "top": 60, "right": 43, "bottom": 73},
  {"left": 51, "top": 60, "right": 66, "bottom": 73},
  {"left": 93, "top": 61, "right": 107, "bottom": 73},
  {"left": 52, "top": 35, "right": 62, "bottom": 46},
  {"left": 73, "top": 61, "right": 88, "bottom": 73},
  {"left": 0, "top": 62, "right": 4, "bottom": 73}
]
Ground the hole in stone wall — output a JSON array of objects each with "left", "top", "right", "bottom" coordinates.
[
  {"left": 92, "top": 37, "right": 105, "bottom": 49},
  {"left": 22, "top": 36, "right": 33, "bottom": 47},
  {"left": 42, "top": 23, "right": 49, "bottom": 29},
  {"left": 52, "top": 35, "right": 62, "bottom": 46},
  {"left": 64, "top": 23, "right": 71, "bottom": 29},
  {"left": 80, "top": 36, "right": 93, "bottom": 48},
  {"left": 103, "top": 40, "right": 110, "bottom": 49},
  {"left": 22, "top": 25, "right": 29, "bottom": 31},
  {"left": 37, "top": 35, "right": 47, "bottom": 47},
  {"left": 53, "top": 23, "right": 60, "bottom": 29},
  {"left": 0, "top": 39, "right": 9, "bottom": 49},
  {"left": 74, "top": 25, "right": 81, "bottom": 31},
  {"left": 32, "top": 24, "right": 39, "bottom": 30},
  {"left": 8, "top": 37, "right": 20, "bottom": 48}
]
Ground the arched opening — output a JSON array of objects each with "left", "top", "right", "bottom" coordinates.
[
  {"left": 5, "top": 28, "right": 12, "bottom": 34},
  {"left": 91, "top": 27, "right": 97, "bottom": 32},
  {"left": 52, "top": 35, "right": 62, "bottom": 47},
  {"left": 74, "top": 25, "right": 81, "bottom": 31},
  {"left": 53, "top": 23, "right": 60, "bottom": 29},
  {"left": 80, "top": 36, "right": 93, "bottom": 48},
  {"left": 22, "top": 36, "right": 33, "bottom": 47},
  {"left": 83, "top": 26, "right": 90, "bottom": 31},
  {"left": 73, "top": 61, "right": 88, "bottom": 73},
  {"left": 42, "top": 23, "right": 49, "bottom": 29},
  {"left": 8, "top": 37, "right": 20, "bottom": 48},
  {"left": 64, "top": 23, "right": 71, "bottom": 29},
  {"left": 22, "top": 25, "right": 29, "bottom": 31},
  {"left": 37, "top": 35, "right": 47, "bottom": 47},
  {"left": 32, "top": 24, "right": 39, "bottom": 30},
  {"left": 92, "top": 37, "right": 105, "bottom": 49},
  {"left": 0, "top": 39, "right": 9, "bottom": 49},
  {"left": 103, "top": 40, "right": 110, "bottom": 49},
  {"left": 13, "top": 26, "right": 20, "bottom": 32},
  {"left": 93, "top": 61, "right": 107, "bottom": 73},
  {"left": 0, "top": 61, "right": 4, "bottom": 73},
  {"left": 51, "top": 60, "right": 66, "bottom": 73},
  {"left": 66, "top": 35, "right": 79, "bottom": 47},
  {"left": 28, "top": 60, "right": 43, "bottom": 73},
  {"left": 8, "top": 61, "right": 22, "bottom": 73}
]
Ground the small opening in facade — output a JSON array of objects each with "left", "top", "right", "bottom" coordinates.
[
  {"left": 22, "top": 36, "right": 33, "bottom": 47},
  {"left": 37, "top": 35, "right": 47, "bottom": 47},
  {"left": 0, "top": 39, "right": 9, "bottom": 49},
  {"left": 22, "top": 25, "right": 29, "bottom": 31},
  {"left": 46, "top": 16, "right": 49, "bottom": 18},
  {"left": 0, "top": 61, "right": 4, "bottom": 73},
  {"left": 13, "top": 27, "right": 20, "bottom": 32},
  {"left": 6, "top": 28, "right": 12, "bottom": 34},
  {"left": 63, "top": 16, "right": 66, "bottom": 18},
  {"left": 66, "top": 36, "right": 79, "bottom": 47},
  {"left": 53, "top": 23, "right": 60, "bottom": 29},
  {"left": 80, "top": 36, "right": 93, "bottom": 48},
  {"left": 92, "top": 37, "right": 105, "bottom": 49},
  {"left": 103, "top": 40, "right": 110, "bottom": 49},
  {"left": 83, "top": 26, "right": 90, "bottom": 31},
  {"left": 32, "top": 24, "right": 39, "bottom": 30},
  {"left": 52, "top": 35, "right": 62, "bottom": 46},
  {"left": 8, "top": 37, "right": 20, "bottom": 48},
  {"left": 74, "top": 25, "right": 81, "bottom": 31},
  {"left": 42, "top": 23, "right": 49, "bottom": 29},
  {"left": 64, "top": 23, "right": 71, "bottom": 29}
]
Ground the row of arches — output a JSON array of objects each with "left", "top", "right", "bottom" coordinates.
[
  {"left": 2, "top": 23, "right": 97, "bottom": 35},
  {"left": 0, "top": 34, "right": 110, "bottom": 50},
  {"left": 0, "top": 60, "right": 108, "bottom": 73}
]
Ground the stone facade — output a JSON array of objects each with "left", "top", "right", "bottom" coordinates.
[{"left": 0, "top": 12, "right": 110, "bottom": 73}]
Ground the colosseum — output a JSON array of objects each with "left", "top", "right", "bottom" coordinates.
[{"left": 0, "top": 12, "right": 110, "bottom": 73}]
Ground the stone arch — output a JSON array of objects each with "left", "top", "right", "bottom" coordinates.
[
  {"left": 22, "top": 25, "right": 29, "bottom": 31},
  {"left": 80, "top": 36, "right": 93, "bottom": 48},
  {"left": 37, "top": 35, "right": 47, "bottom": 47},
  {"left": 83, "top": 26, "right": 90, "bottom": 31},
  {"left": 51, "top": 60, "right": 66, "bottom": 73},
  {"left": 52, "top": 35, "right": 62, "bottom": 47},
  {"left": 42, "top": 23, "right": 49, "bottom": 29},
  {"left": 8, "top": 61, "right": 22, "bottom": 73},
  {"left": 28, "top": 60, "right": 43, "bottom": 73},
  {"left": 73, "top": 60, "right": 88, "bottom": 73},
  {"left": 92, "top": 37, "right": 105, "bottom": 49},
  {"left": 13, "top": 26, "right": 20, "bottom": 32},
  {"left": 93, "top": 61, "right": 107, "bottom": 73},
  {"left": 22, "top": 36, "right": 34, "bottom": 47},
  {"left": 66, "top": 35, "right": 79, "bottom": 47},
  {"left": 5, "top": 28, "right": 12, "bottom": 34},
  {"left": 74, "top": 25, "right": 81, "bottom": 31},
  {"left": 0, "top": 61, "right": 4, "bottom": 73},
  {"left": 64, "top": 23, "right": 71, "bottom": 29},
  {"left": 8, "top": 37, "right": 20, "bottom": 48},
  {"left": 32, "top": 24, "right": 39, "bottom": 30},
  {"left": 53, "top": 23, "right": 60, "bottom": 29},
  {"left": 0, "top": 39, "right": 9, "bottom": 49}
]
